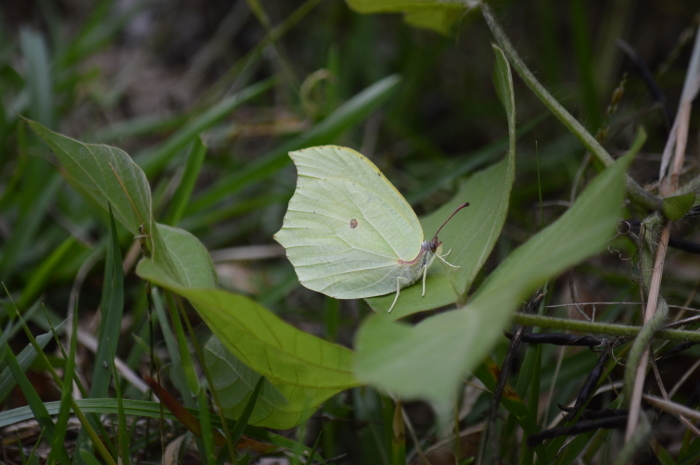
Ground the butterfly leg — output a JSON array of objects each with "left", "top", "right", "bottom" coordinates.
[
  {"left": 437, "top": 249, "right": 461, "bottom": 269},
  {"left": 422, "top": 264, "right": 428, "bottom": 296},
  {"left": 388, "top": 277, "right": 409, "bottom": 313}
]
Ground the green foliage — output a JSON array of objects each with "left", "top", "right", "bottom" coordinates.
[
  {"left": 356, "top": 89, "right": 633, "bottom": 431},
  {"left": 139, "top": 260, "right": 358, "bottom": 428},
  {"left": 346, "top": 0, "right": 474, "bottom": 35},
  {"left": 662, "top": 192, "right": 696, "bottom": 221},
  {"left": 1, "top": 0, "right": 699, "bottom": 463}
]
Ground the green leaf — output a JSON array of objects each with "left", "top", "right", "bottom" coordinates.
[
  {"left": 661, "top": 191, "right": 696, "bottom": 221},
  {"left": 346, "top": 0, "right": 471, "bottom": 35},
  {"left": 156, "top": 223, "right": 217, "bottom": 289},
  {"left": 25, "top": 118, "right": 152, "bottom": 237},
  {"left": 136, "top": 260, "right": 359, "bottom": 428},
  {"left": 367, "top": 45, "right": 516, "bottom": 318},
  {"left": 25, "top": 119, "right": 197, "bottom": 288},
  {"left": 355, "top": 150, "right": 634, "bottom": 431},
  {"left": 205, "top": 336, "right": 322, "bottom": 429}
]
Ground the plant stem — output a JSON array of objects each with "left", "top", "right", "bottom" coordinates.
[
  {"left": 480, "top": 3, "right": 661, "bottom": 212},
  {"left": 512, "top": 312, "right": 700, "bottom": 343}
]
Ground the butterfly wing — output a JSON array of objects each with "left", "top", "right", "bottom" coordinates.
[{"left": 274, "top": 145, "right": 424, "bottom": 299}]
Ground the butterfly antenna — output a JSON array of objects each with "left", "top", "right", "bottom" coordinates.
[{"left": 432, "top": 202, "right": 470, "bottom": 240}]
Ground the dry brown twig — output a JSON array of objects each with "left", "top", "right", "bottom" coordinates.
[{"left": 625, "top": 26, "right": 700, "bottom": 443}]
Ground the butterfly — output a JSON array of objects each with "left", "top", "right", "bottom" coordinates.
[{"left": 274, "top": 145, "right": 468, "bottom": 312}]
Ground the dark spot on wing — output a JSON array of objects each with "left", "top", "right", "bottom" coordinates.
[{"left": 350, "top": 219, "right": 358, "bottom": 229}]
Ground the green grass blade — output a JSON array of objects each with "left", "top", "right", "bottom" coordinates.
[
  {"left": 58, "top": 0, "right": 146, "bottom": 67},
  {"left": 73, "top": 208, "right": 125, "bottom": 462},
  {"left": 187, "top": 74, "right": 402, "bottom": 213},
  {"left": 570, "top": 0, "right": 600, "bottom": 129},
  {"left": 49, "top": 293, "right": 80, "bottom": 464},
  {"left": 473, "top": 359, "right": 549, "bottom": 465},
  {"left": 17, "top": 236, "right": 79, "bottom": 310},
  {"left": 136, "top": 78, "right": 276, "bottom": 177},
  {"left": 19, "top": 28, "right": 54, "bottom": 128},
  {"left": 228, "top": 376, "right": 264, "bottom": 446},
  {"left": 0, "top": 299, "right": 41, "bottom": 349},
  {"left": 109, "top": 342, "right": 130, "bottom": 465},
  {"left": 165, "top": 292, "right": 201, "bottom": 396},
  {"left": 305, "top": 432, "right": 324, "bottom": 465},
  {"left": 197, "top": 389, "right": 216, "bottom": 465},
  {"left": 0, "top": 331, "right": 54, "bottom": 402},
  {"left": 404, "top": 119, "right": 536, "bottom": 206},
  {"left": 1, "top": 332, "right": 72, "bottom": 463},
  {"left": 79, "top": 450, "right": 104, "bottom": 465},
  {"left": 204, "top": 336, "right": 310, "bottom": 430},
  {"left": 90, "top": 114, "right": 188, "bottom": 143},
  {"left": 0, "top": 175, "right": 61, "bottom": 283},
  {"left": 0, "top": 399, "right": 325, "bottom": 460},
  {"left": 151, "top": 289, "right": 191, "bottom": 401},
  {"left": 163, "top": 136, "right": 207, "bottom": 226},
  {"left": 90, "top": 208, "right": 125, "bottom": 398}
]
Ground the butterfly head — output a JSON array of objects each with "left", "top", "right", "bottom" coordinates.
[
  {"left": 429, "top": 202, "right": 470, "bottom": 248},
  {"left": 423, "top": 237, "right": 441, "bottom": 254}
]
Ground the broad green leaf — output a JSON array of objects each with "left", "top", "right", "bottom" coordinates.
[
  {"left": 25, "top": 118, "right": 151, "bottom": 237},
  {"left": 366, "top": 158, "right": 514, "bottom": 317},
  {"left": 26, "top": 119, "right": 185, "bottom": 285},
  {"left": 355, "top": 150, "right": 634, "bottom": 431},
  {"left": 205, "top": 337, "right": 323, "bottom": 429},
  {"left": 136, "top": 260, "right": 359, "bottom": 426},
  {"left": 156, "top": 223, "right": 217, "bottom": 289},
  {"left": 367, "top": 45, "right": 516, "bottom": 318},
  {"left": 346, "top": 0, "right": 472, "bottom": 35}
]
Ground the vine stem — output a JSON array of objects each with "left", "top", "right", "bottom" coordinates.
[{"left": 512, "top": 312, "right": 700, "bottom": 343}]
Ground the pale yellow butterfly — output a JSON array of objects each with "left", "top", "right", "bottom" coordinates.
[{"left": 274, "top": 145, "right": 468, "bottom": 312}]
